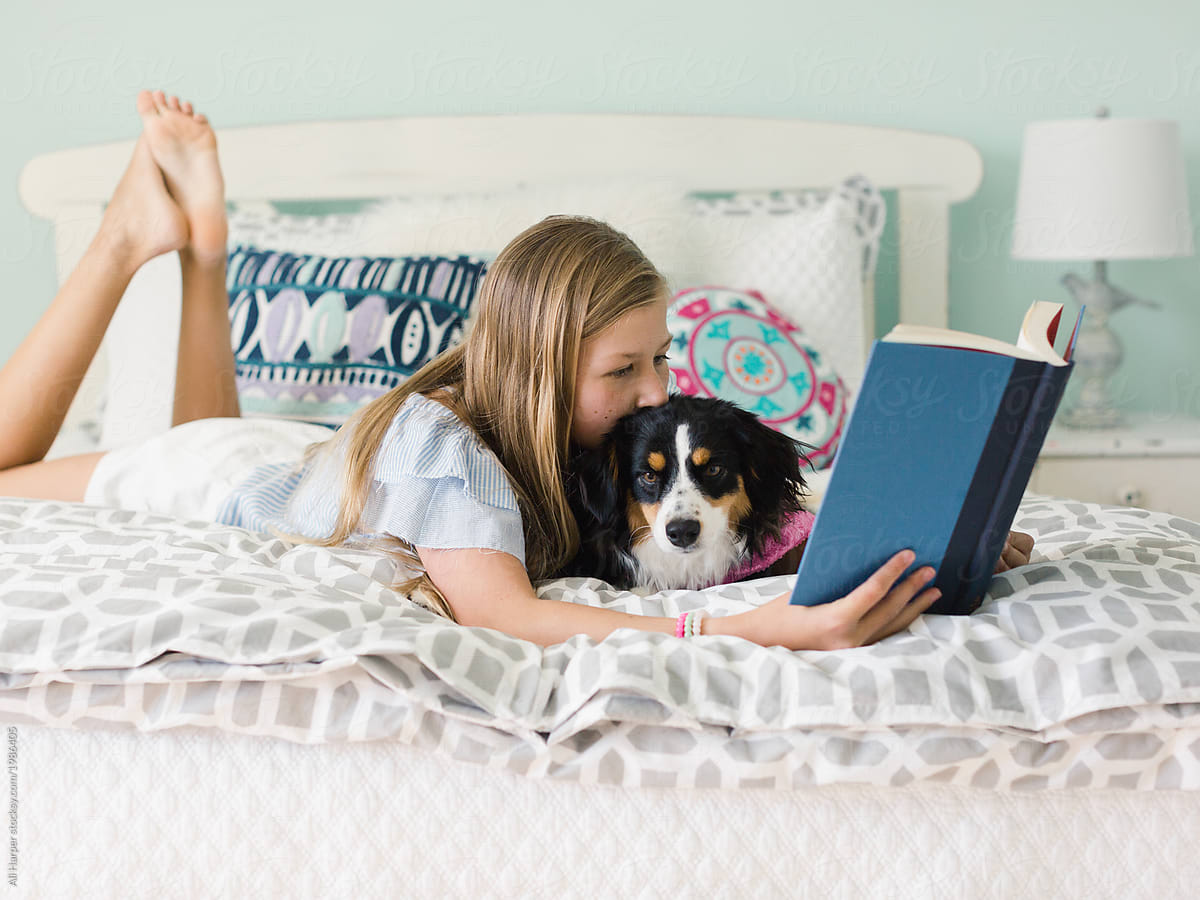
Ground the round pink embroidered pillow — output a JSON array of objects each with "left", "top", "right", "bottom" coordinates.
[{"left": 667, "top": 286, "right": 849, "bottom": 470}]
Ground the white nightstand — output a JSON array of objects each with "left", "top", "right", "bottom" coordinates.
[{"left": 1030, "top": 414, "right": 1200, "bottom": 520}]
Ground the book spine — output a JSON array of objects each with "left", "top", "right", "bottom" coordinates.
[
  {"left": 933, "top": 359, "right": 1040, "bottom": 613},
  {"left": 962, "top": 361, "right": 1073, "bottom": 603}
]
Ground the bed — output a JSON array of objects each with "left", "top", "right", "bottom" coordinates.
[{"left": 9, "top": 114, "right": 1200, "bottom": 899}]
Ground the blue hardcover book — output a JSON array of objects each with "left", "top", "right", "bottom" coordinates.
[{"left": 790, "top": 301, "right": 1079, "bottom": 616}]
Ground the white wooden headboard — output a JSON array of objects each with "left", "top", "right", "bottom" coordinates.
[{"left": 18, "top": 114, "right": 982, "bottom": 440}]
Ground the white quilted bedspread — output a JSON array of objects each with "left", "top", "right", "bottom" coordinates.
[
  {"left": 12, "top": 725, "right": 1200, "bottom": 900},
  {"left": 1, "top": 495, "right": 1199, "bottom": 791}
]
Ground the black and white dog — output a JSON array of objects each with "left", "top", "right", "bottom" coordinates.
[{"left": 564, "top": 395, "right": 810, "bottom": 591}]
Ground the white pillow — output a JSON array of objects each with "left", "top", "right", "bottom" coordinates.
[
  {"left": 225, "top": 206, "right": 374, "bottom": 256},
  {"left": 674, "top": 176, "right": 885, "bottom": 393},
  {"left": 350, "top": 177, "right": 695, "bottom": 274}
]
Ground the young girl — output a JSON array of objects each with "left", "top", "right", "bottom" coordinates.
[{"left": 1, "top": 90, "right": 1034, "bottom": 651}]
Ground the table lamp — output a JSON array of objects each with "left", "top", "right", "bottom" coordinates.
[{"left": 1011, "top": 110, "right": 1193, "bottom": 428}]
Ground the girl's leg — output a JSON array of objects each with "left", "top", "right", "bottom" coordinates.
[
  {"left": 0, "top": 452, "right": 109, "bottom": 503},
  {"left": 0, "top": 133, "right": 188, "bottom": 500},
  {"left": 1, "top": 90, "right": 238, "bottom": 503},
  {"left": 136, "top": 90, "right": 239, "bottom": 425},
  {"left": 174, "top": 249, "right": 240, "bottom": 425}
]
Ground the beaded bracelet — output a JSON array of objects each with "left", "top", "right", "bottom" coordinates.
[{"left": 675, "top": 610, "right": 707, "bottom": 638}]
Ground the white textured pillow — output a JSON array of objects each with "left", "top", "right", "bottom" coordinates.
[
  {"left": 675, "top": 176, "right": 885, "bottom": 393},
  {"left": 350, "top": 178, "right": 695, "bottom": 274},
  {"left": 226, "top": 206, "right": 373, "bottom": 256}
]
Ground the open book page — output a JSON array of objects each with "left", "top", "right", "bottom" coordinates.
[
  {"left": 883, "top": 301, "right": 1070, "bottom": 366},
  {"left": 1014, "top": 302, "right": 1065, "bottom": 363}
]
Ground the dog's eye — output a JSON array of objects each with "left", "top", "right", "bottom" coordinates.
[
  {"left": 705, "top": 464, "right": 724, "bottom": 478},
  {"left": 638, "top": 472, "right": 658, "bottom": 485}
]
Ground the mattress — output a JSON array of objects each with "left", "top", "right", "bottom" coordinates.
[{"left": 9, "top": 722, "right": 1200, "bottom": 900}]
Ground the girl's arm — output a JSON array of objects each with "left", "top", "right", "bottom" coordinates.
[
  {"left": 418, "top": 546, "right": 677, "bottom": 644},
  {"left": 418, "top": 545, "right": 937, "bottom": 650}
]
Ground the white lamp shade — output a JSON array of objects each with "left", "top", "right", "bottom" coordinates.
[{"left": 1012, "top": 117, "right": 1194, "bottom": 260}]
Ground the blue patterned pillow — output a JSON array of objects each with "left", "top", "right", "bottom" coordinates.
[{"left": 226, "top": 246, "right": 488, "bottom": 426}]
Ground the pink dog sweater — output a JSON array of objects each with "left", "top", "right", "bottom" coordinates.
[{"left": 721, "top": 509, "right": 815, "bottom": 584}]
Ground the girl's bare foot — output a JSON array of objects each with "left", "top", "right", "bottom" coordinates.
[
  {"left": 136, "top": 89, "right": 228, "bottom": 265},
  {"left": 96, "top": 133, "right": 189, "bottom": 267}
]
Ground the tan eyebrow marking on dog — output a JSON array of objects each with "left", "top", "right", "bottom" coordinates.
[
  {"left": 646, "top": 451, "right": 666, "bottom": 471},
  {"left": 715, "top": 475, "right": 752, "bottom": 524},
  {"left": 691, "top": 447, "right": 711, "bottom": 467},
  {"left": 627, "top": 496, "right": 658, "bottom": 546}
]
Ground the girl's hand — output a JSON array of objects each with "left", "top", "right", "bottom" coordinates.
[
  {"left": 713, "top": 550, "right": 939, "bottom": 651},
  {"left": 994, "top": 530, "right": 1035, "bottom": 572}
]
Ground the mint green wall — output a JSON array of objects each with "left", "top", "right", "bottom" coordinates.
[{"left": 6, "top": 0, "right": 1198, "bottom": 415}]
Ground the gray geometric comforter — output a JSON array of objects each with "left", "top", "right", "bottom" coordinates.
[{"left": 1, "top": 495, "right": 1198, "bottom": 790}]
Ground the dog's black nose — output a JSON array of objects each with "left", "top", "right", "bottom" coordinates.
[{"left": 665, "top": 518, "right": 701, "bottom": 548}]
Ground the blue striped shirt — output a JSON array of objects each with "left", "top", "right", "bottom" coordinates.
[{"left": 215, "top": 391, "right": 526, "bottom": 563}]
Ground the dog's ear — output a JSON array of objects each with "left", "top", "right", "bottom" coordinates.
[
  {"left": 563, "top": 443, "right": 628, "bottom": 580},
  {"left": 565, "top": 443, "right": 623, "bottom": 534},
  {"left": 727, "top": 404, "right": 812, "bottom": 541}
]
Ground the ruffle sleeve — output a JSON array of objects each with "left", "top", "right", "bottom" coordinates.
[{"left": 358, "top": 393, "right": 526, "bottom": 564}]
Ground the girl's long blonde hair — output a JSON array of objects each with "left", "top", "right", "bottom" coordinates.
[{"left": 276, "top": 215, "right": 667, "bottom": 620}]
